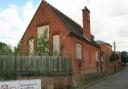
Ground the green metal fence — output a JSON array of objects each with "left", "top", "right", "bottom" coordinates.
[{"left": 0, "top": 55, "right": 71, "bottom": 76}]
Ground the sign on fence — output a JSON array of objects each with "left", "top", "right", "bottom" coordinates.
[{"left": 0, "top": 79, "right": 41, "bottom": 89}]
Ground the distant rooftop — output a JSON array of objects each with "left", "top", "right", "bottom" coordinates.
[{"left": 96, "top": 40, "right": 112, "bottom": 47}]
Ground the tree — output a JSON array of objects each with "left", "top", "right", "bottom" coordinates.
[
  {"left": 14, "top": 42, "right": 22, "bottom": 55},
  {"left": 121, "top": 51, "right": 128, "bottom": 66},
  {"left": 0, "top": 42, "right": 12, "bottom": 55},
  {"left": 109, "top": 51, "right": 119, "bottom": 72},
  {"left": 37, "top": 29, "right": 50, "bottom": 56},
  {"left": 109, "top": 52, "right": 118, "bottom": 62}
]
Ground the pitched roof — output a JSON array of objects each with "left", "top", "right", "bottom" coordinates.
[{"left": 44, "top": 1, "right": 99, "bottom": 47}]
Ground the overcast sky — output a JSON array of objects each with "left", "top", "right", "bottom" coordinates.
[{"left": 0, "top": 0, "right": 128, "bottom": 51}]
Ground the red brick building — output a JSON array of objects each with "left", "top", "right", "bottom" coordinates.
[
  {"left": 96, "top": 41, "right": 112, "bottom": 72},
  {"left": 20, "top": 1, "right": 111, "bottom": 77}
]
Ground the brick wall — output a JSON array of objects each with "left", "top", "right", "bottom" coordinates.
[
  {"left": 16, "top": 76, "right": 72, "bottom": 89},
  {"left": 100, "top": 43, "right": 112, "bottom": 73}
]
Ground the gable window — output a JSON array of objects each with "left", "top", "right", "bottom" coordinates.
[
  {"left": 53, "top": 35, "right": 60, "bottom": 55},
  {"left": 76, "top": 43, "right": 82, "bottom": 60},
  {"left": 29, "top": 38, "right": 34, "bottom": 55}
]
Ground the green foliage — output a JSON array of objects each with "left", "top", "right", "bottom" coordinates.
[
  {"left": 109, "top": 51, "right": 119, "bottom": 72},
  {"left": 37, "top": 29, "right": 50, "bottom": 56},
  {"left": 53, "top": 50, "right": 59, "bottom": 56},
  {"left": 109, "top": 51, "right": 119, "bottom": 63},
  {"left": 121, "top": 51, "right": 128, "bottom": 64},
  {"left": 14, "top": 42, "right": 22, "bottom": 55},
  {"left": 0, "top": 42, "right": 12, "bottom": 55}
]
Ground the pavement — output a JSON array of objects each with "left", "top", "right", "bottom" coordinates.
[{"left": 85, "top": 68, "right": 128, "bottom": 89}]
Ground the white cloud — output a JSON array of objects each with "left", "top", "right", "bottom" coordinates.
[
  {"left": 0, "top": 0, "right": 38, "bottom": 47},
  {"left": 80, "top": 0, "right": 128, "bottom": 51},
  {"left": 46, "top": 0, "right": 86, "bottom": 26},
  {"left": 22, "top": 1, "right": 37, "bottom": 27}
]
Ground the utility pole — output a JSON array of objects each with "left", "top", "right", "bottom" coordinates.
[
  {"left": 114, "top": 41, "right": 116, "bottom": 52},
  {"left": 113, "top": 41, "right": 116, "bottom": 72}
]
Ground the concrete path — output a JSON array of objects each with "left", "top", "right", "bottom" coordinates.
[{"left": 86, "top": 69, "right": 128, "bottom": 89}]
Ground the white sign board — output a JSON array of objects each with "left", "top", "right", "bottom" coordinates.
[{"left": 0, "top": 79, "right": 41, "bottom": 89}]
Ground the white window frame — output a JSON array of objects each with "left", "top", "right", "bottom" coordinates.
[
  {"left": 76, "top": 43, "right": 82, "bottom": 60},
  {"left": 29, "top": 38, "right": 34, "bottom": 55},
  {"left": 37, "top": 25, "right": 49, "bottom": 50},
  {"left": 101, "top": 56, "right": 104, "bottom": 62},
  {"left": 96, "top": 51, "right": 99, "bottom": 62},
  {"left": 53, "top": 35, "right": 60, "bottom": 55},
  {"left": 37, "top": 25, "right": 49, "bottom": 39}
]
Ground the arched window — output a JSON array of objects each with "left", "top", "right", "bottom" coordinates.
[{"left": 28, "top": 38, "right": 34, "bottom": 55}]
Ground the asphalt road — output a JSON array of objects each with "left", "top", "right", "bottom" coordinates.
[{"left": 86, "top": 69, "right": 128, "bottom": 89}]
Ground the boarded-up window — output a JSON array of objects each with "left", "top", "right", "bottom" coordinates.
[
  {"left": 37, "top": 25, "right": 49, "bottom": 39},
  {"left": 29, "top": 39, "right": 34, "bottom": 55},
  {"left": 53, "top": 35, "right": 60, "bottom": 55},
  {"left": 101, "top": 56, "right": 104, "bottom": 62},
  {"left": 76, "top": 43, "right": 82, "bottom": 60},
  {"left": 96, "top": 51, "right": 99, "bottom": 62}
]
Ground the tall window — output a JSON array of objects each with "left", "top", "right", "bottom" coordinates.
[
  {"left": 101, "top": 56, "right": 104, "bottom": 62},
  {"left": 37, "top": 25, "right": 50, "bottom": 55},
  {"left": 29, "top": 38, "right": 34, "bottom": 55},
  {"left": 96, "top": 51, "right": 99, "bottom": 62},
  {"left": 76, "top": 43, "right": 82, "bottom": 60},
  {"left": 53, "top": 35, "right": 60, "bottom": 55}
]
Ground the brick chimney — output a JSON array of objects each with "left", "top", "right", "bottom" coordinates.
[{"left": 82, "top": 7, "right": 91, "bottom": 40}]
